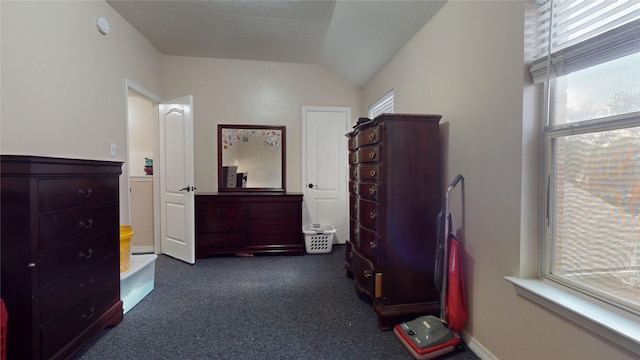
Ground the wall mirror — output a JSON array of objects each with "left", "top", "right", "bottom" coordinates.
[{"left": 217, "top": 124, "right": 286, "bottom": 192}]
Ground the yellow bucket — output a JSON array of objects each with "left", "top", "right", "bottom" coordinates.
[{"left": 119, "top": 225, "right": 133, "bottom": 273}]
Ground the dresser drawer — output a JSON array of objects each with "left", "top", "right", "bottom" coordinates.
[
  {"left": 39, "top": 203, "right": 119, "bottom": 252},
  {"left": 358, "top": 199, "right": 379, "bottom": 230},
  {"left": 39, "top": 255, "right": 118, "bottom": 324},
  {"left": 38, "top": 177, "right": 118, "bottom": 213},
  {"left": 357, "top": 144, "right": 381, "bottom": 163},
  {"left": 249, "top": 216, "right": 299, "bottom": 232},
  {"left": 197, "top": 233, "right": 247, "bottom": 248},
  {"left": 356, "top": 125, "right": 381, "bottom": 147},
  {"left": 40, "top": 281, "right": 119, "bottom": 360},
  {"left": 197, "top": 203, "right": 246, "bottom": 217},
  {"left": 248, "top": 231, "right": 300, "bottom": 245},
  {"left": 352, "top": 249, "right": 378, "bottom": 299},
  {"left": 358, "top": 225, "right": 379, "bottom": 261},
  {"left": 197, "top": 217, "right": 247, "bottom": 232},
  {"left": 39, "top": 232, "right": 118, "bottom": 288},
  {"left": 359, "top": 164, "right": 380, "bottom": 181},
  {"left": 357, "top": 182, "right": 379, "bottom": 201},
  {"left": 250, "top": 202, "right": 299, "bottom": 217}
]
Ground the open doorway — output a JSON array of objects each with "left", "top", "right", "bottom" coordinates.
[{"left": 125, "top": 79, "right": 163, "bottom": 254}]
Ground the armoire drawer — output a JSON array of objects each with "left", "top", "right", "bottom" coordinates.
[
  {"left": 358, "top": 225, "right": 379, "bottom": 261},
  {"left": 38, "top": 203, "right": 119, "bottom": 252},
  {"left": 357, "top": 182, "right": 379, "bottom": 201},
  {"left": 359, "top": 164, "right": 380, "bottom": 181},
  {"left": 39, "top": 255, "right": 118, "bottom": 324},
  {"left": 358, "top": 198, "right": 379, "bottom": 230},
  {"left": 38, "top": 177, "right": 118, "bottom": 213},
  {"left": 39, "top": 232, "right": 118, "bottom": 288},
  {"left": 357, "top": 144, "right": 381, "bottom": 163},
  {"left": 352, "top": 249, "right": 378, "bottom": 299},
  {"left": 356, "top": 124, "right": 381, "bottom": 147}
]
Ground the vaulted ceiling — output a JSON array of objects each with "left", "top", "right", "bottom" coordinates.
[{"left": 107, "top": 0, "right": 446, "bottom": 87}]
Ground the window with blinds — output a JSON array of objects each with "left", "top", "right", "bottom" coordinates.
[
  {"left": 532, "top": 0, "right": 640, "bottom": 315},
  {"left": 368, "top": 90, "right": 394, "bottom": 119}
]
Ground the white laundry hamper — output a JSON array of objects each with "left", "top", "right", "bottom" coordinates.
[{"left": 302, "top": 224, "right": 336, "bottom": 254}]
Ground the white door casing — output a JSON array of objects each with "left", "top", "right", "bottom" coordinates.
[
  {"left": 159, "top": 96, "right": 196, "bottom": 264},
  {"left": 302, "top": 106, "right": 350, "bottom": 244}
]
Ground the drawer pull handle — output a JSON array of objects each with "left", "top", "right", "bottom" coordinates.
[
  {"left": 369, "top": 211, "right": 377, "bottom": 220},
  {"left": 368, "top": 150, "right": 376, "bottom": 159},
  {"left": 349, "top": 251, "right": 354, "bottom": 259},
  {"left": 353, "top": 228, "right": 358, "bottom": 235},
  {"left": 80, "top": 306, "right": 96, "bottom": 321},
  {"left": 78, "top": 248, "right": 93, "bottom": 260},
  {"left": 78, "top": 218, "right": 94, "bottom": 229},
  {"left": 78, "top": 188, "right": 93, "bottom": 198},
  {"left": 352, "top": 183, "right": 357, "bottom": 192},
  {"left": 369, "top": 169, "right": 376, "bottom": 177},
  {"left": 368, "top": 131, "right": 376, "bottom": 141},
  {"left": 352, "top": 168, "right": 357, "bottom": 177},
  {"left": 369, "top": 186, "right": 376, "bottom": 195},
  {"left": 353, "top": 204, "right": 357, "bottom": 211},
  {"left": 369, "top": 241, "right": 377, "bottom": 250},
  {"left": 78, "top": 277, "right": 95, "bottom": 289},
  {"left": 364, "top": 269, "right": 373, "bottom": 279}
]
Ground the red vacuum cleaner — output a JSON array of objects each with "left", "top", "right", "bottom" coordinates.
[{"left": 394, "top": 174, "right": 467, "bottom": 359}]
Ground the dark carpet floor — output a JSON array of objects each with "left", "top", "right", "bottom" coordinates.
[{"left": 72, "top": 245, "right": 479, "bottom": 359}]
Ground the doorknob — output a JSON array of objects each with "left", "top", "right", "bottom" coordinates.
[
  {"left": 179, "top": 186, "right": 197, "bottom": 192},
  {"left": 308, "top": 183, "right": 318, "bottom": 189}
]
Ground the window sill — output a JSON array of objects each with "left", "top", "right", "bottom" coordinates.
[{"left": 505, "top": 276, "right": 640, "bottom": 355}]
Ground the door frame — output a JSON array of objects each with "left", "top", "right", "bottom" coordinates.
[
  {"left": 301, "top": 105, "right": 351, "bottom": 243},
  {"left": 124, "top": 78, "right": 164, "bottom": 253}
]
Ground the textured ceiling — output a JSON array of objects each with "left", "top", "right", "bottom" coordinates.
[{"left": 107, "top": 0, "right": 446, "bottom": 87}]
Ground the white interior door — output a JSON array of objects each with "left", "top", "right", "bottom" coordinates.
[
  {"left": 302, "top": 106, "right": 350, "bottom": 244},
  {"left": 159, "top": 96, "right": 195, "bottom": 264}
]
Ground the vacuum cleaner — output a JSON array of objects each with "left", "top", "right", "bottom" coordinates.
[{"left": 394, "top": 174, "right": 467, "bottom": 359}]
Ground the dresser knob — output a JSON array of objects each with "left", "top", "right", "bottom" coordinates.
[
  {"left": 363, "top": 269, "right": 373, "bottom": 278},
  {"left": 368, "top": 150, "right": 376, "bottom": 159},
  {"left": 369, "top": 169, "right": 376, "bottom": 177},
  {"left": 369, "top": 186, "right": 376, "bottom": 195},
  {"left": 369, "top": 241, "right": 377, "bottom": 250},
  {"left": 369, "top": 211, "right": 377, "bottom": 220},
  {"left": 352, "top": 168, "right": 357, "bottom": 177},
  {"left": 368, "top": 131, "right": 376, "bottom": 141}
]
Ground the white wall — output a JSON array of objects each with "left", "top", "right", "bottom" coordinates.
[
  {"left": 0, "top": 1, "right": 164, "bottom": 223},
  {"left": 364, "top": 2, "right": 636, "bottom": 359},
  {"left": 162, "top": 56, "right": 362, "bottom": 193},
  {"left": 128, "top": 94, "right": 155, "bottom": 177}
]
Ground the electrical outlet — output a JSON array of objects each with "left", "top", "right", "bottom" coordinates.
[{"left": 110, "top": 143, "right": 116, "bottom": 157}]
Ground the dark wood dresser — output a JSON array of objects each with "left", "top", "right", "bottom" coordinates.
[
  {"left": 196, "top": 193, "right": 304, "bottom": 257},
  {"left": 345, "top": 114, "right": 442, "bottom": 330},
  {"left": 1, "top": 155, "right": 123, "bottom": 359}
]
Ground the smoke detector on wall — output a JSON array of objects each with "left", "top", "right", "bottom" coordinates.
[{"left": 97, "top": 17, "right": 110, "bottom": 35}]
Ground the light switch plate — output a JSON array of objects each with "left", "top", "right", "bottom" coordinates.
[{"left": 110, "top": 143, "right": 116, "bottom": 157}]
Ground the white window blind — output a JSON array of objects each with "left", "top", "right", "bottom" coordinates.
[
  {"left": 530, "top": 0, "right": 640, "bottom": 83},
  {"left": 368, "top": 90, "right": 394, "bottom": 119}
]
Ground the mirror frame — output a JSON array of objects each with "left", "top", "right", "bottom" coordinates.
[{"left": 217, "top": 124, "right": 286, "bottom": 192}]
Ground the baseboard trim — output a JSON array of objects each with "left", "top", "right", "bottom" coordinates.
[
  {"left": 463, "top": 332, "right": 497, "bottom": 360},
  {"left": 131, "top": 245, "right": 155, "bottom": 254}
]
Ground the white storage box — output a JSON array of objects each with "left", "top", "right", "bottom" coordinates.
[
  {"left": 302, "top": 224, "right": 336, "bottom": 254},
  {"left": 120, "top": 254, "right": 157, "bottom": 314}
]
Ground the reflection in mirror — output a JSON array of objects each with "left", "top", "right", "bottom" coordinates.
[{"left": 218, "top": 125, "right": 286, "bottom": 192}]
